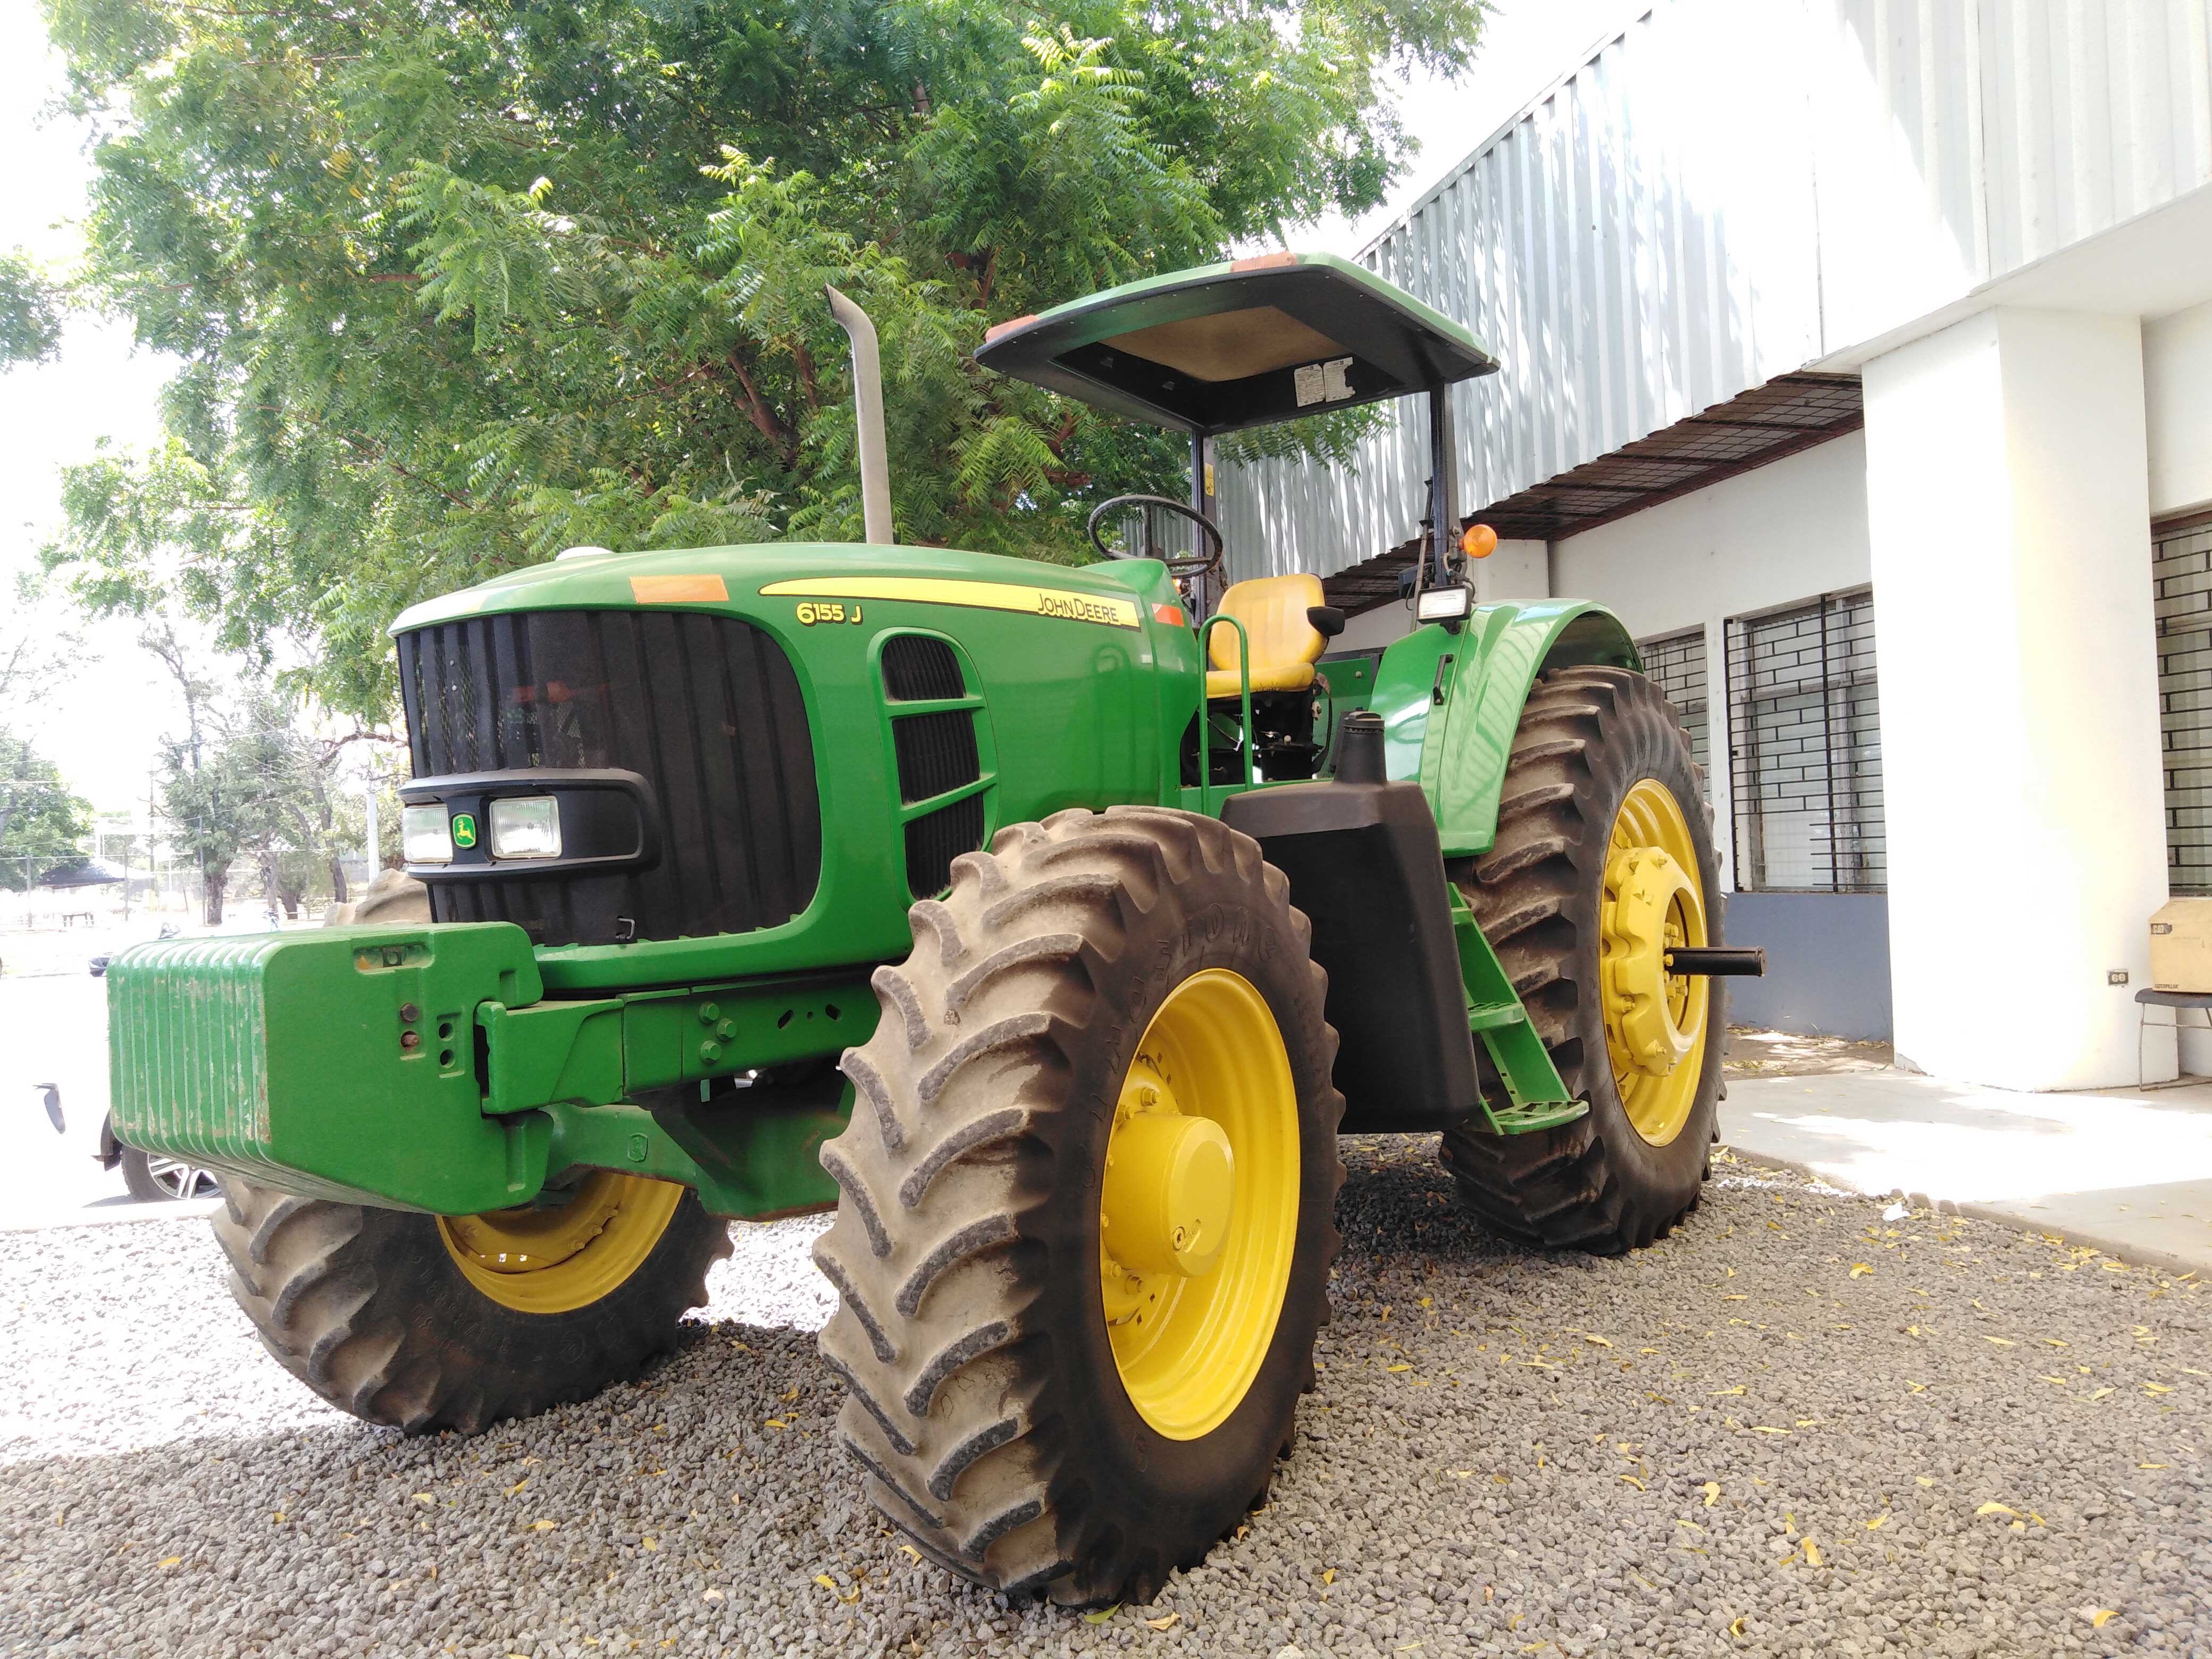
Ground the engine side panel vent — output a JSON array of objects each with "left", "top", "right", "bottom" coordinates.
[
  {"left": 881, "top": 634, "right": 966, "bottom": 701},
  {"left": 904, "top": 795, "right": 987, "bottom": 899},
  {"left": 892, "top": 710, "right": 982, "bottom": 806}
]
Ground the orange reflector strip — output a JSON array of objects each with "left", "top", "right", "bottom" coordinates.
[
  {"left": 629, "top": 575, "right": 728, "bottom": 604},
  {"left": 983, "top": 314, "right": 1038, "bottom": 344},
  {"left": 1230, "top": 252, "right": 1298, "bottom": 272},
  {"left": 1460, "top": 523, "right": 1499, "bottom": 560},
  {"left": 1153, "top": 603, "right": 1186, "bottom": 626}
]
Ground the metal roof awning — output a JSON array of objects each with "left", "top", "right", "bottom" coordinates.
[
  {"left": 975, "top": 252, "right": 1499, "bottom": 437},
  {"left": 1322, "top": 372, "right": 1865, "bottom": 614}
]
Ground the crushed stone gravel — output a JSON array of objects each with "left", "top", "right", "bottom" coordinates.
[{"left": 2, "top": 1140, "right": 2206, "bottom": 1657}]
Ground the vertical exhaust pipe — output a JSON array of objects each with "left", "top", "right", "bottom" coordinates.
[{"left": 824, "top": 284, "right": 894, "bottom": 545}]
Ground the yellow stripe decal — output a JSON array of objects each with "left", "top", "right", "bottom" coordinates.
[{"left": 759, "top": 576, "right": 1141, "bottom": 630}]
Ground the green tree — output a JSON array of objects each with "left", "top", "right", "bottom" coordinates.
[
  {"left": 0, "top": 250, "right": 63, "bottom": 367},
  {"left": 0, "top": 735, "right": 94, "bottom": 893},
  {"left": 41, "top": 0, "right": 1482, "bottom": 718}
]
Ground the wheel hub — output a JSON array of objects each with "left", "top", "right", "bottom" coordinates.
[
  {"left": 1102, "top": 1093, "right": 1235, "bottom": 1279},
  {"left": 1601, "top": 843, "right": 1699, "bottom": 1076},
  {"left": 437, "top": 1171, "right": 683, "bottom": 1314}
]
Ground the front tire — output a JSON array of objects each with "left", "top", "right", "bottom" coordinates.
[
  {"left": 1440, "top": 666, "right": 1723, "bottom": 1252},
  {"left": 815, "top": 807, "right": 1345, "bottom": 1605},
  {"left": 214, "top": 1176, "right": 732, "bottom": 1431}
]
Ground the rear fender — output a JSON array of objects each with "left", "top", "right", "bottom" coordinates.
[{"left": 1372, "top": 601, "right": 1637, "bottom": 858}]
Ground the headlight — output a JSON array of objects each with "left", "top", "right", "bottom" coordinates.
[
  {"left": 1415, "top": 583, "right": 1472, "bottom": 623},
  {"left": 489, "top": 795, "right": 563, "bottom": 860},
  {"left": 401, "top": 805, "right": 454, "bottom": 865}
]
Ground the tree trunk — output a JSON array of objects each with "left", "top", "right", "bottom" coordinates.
[{"left": 203, "top": 862, "right": 229, "bottom": 926}]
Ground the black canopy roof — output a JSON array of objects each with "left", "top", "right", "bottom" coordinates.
[{"left": 974, "top": 252, "right": 1498, "bottom": 436}]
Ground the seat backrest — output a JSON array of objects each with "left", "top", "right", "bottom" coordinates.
[{"left": 1208, "top": 573, "right": 1327, "bottom": 677}]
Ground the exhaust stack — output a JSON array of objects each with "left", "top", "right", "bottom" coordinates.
[{"left": 824, "top": 284, "right": 894, "bottom": 545}]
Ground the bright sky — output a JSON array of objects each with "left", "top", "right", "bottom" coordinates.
[{"left": 0, "top": 0, "right": 1645, "bottom": 816}]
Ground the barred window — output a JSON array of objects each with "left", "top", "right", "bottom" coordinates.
[
  {"left": 2155, "top": 515, "right": 2212, "bottom": 893},
  {"left": 1637, "top": 627, "right": 1710, "bottom": 789},
  {"left": 1726, "top": 590, "right": 1885, "bottom": 893}
]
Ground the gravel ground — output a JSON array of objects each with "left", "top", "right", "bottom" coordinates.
[{"left": 3, "top": 1141, "right": 2206, "bottom": 1658}]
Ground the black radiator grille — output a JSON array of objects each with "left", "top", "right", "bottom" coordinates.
[
  {"left": 893, "top": 710, "right": 981, "bottom": 806},
  {"left": 881, "top": 634, "right": 965, "bottom": 701},
  {"left": 906, "top": 795, "right": 986, "bottom": 899},
  {"left": 396, "top": 608, "right": 821, "bottom": 945}
]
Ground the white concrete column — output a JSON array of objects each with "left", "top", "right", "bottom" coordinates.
[
  {"left": 1704, "top": 617, "right": 1734, "bottom": 892},
  {"left": 1472, "top": 538, "right": 1551, "bottom": 604},
  {"left": 1863, "top": 307, "right": 2171, "bottom": 1090}
]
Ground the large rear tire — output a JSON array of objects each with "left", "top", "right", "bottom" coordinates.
[
  {"left": 814, "top": 807, "right": 1344, "bottom": 1605},
  {"left": 212, "top": 867, "right": 731, "bottom": 1432},
  {"left": 1439, "top": 666, "right": 1723, "bottom": 1252}
]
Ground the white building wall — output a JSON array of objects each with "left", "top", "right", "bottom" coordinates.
[
  {"left": 1218, "top": 0, "right": 2212, "bottom": 582},
  {"left": 2146, "top": 298, "right": 2212, "bottom": 518}
]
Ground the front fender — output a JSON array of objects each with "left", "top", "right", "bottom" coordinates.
[{"left": 1373, "top": 601, "right": 1638, "bottom": 858}]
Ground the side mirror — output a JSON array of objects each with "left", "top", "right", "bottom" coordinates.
[{"left": 1305, "top": 606, "right": 1346, "bottom": 640}]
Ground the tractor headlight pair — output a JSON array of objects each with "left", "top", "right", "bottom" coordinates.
[{"left": 401, "top": 797, "right": 562, "bottom": 865}]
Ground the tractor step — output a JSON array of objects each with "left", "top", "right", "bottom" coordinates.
[{"left": 1448, "top": 885, "right": 1589, "bottom": 1135}]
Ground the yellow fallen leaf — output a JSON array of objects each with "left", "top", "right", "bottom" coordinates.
[
  {"left": 1722, "top": 1294, "right": 1747, "bottom": 1301},
  {"left": 1620, "top": 1475, "right": 1647, "bottom": 1490},
  {"left": 764, "top": 1418, "right": 789, "bottom": 1429},
  {"left": 530, "top": 1520, "right": 556, "bottom": 1532},
  {"left": 899, "top": 1543, "right": 920, "bottom": 1561},
  {"left": 781, "top": 1385, "right": 800, "bottom": 1403},
  {"left": 1385, "top": 1362, "right": 1411, "bottom": 1373},
  {"left": 158, "top": 1556, "right": 182, "bottom": 1569},
  {"left": 2090, "top": 1387, "right": 2115, "bottom": 1401},
  {"left": 2144, "top": 1382, "right": 2173, "bottom": 1395},
  {"left": 1865, "top": 1514, "right": 1887, "bottom": 1530},
  {"left": 412, "top": 1493, "right": 434, "bottom": 1505},
  {"left": 1081, "top": 1603, "right": 1120, "bottom": 1625},
  {"left": 1983, "top": 1336, "right": 2017, "bottom": 1347},
  {"left": 1849, "top": 1263, "right": 1872, "bottom": 1277},
  {"left": 1752, "top": 1426, "right": 1791, "bottom": 1435},
  {"left": 2039, "top": 1375, "right": 2069, "bottom": 1387},
  {"left": 1322, "top": 1568, "right": 1336, "bottom": 1585},
  {"left": 1582, "top": 1334, "right": 1612, "bottom": 1347},
  {"left": 1711, "top": 1386, "right": 1745, "bottom": 1396},
  {"left": 814, "top": 1574, "right": 837, "bottom": 1591},
  {"left": 2092, "top": 1610, "right": 2118, "bottom": 1628},
  {"left": 1915, "top": 1477, "right": 1935, "bottom": 1487},
  {"left": 1676, "top": 1519, "right": 1706, "bottom": 1533},
  {"left": 2042, "top": 1337, "right": 2069, "bottom": 1347},
  {"left": 1145, "top": 1613, "right": 1181, "bottom": 1631},
  {"left": 1975, "top": 1503, "right": 2016, "bottom": 1518},
  {"left": 641, "top": 1537, "right": 658, "bottom": 1552},
  {"left": 507, "top": 1479, "right": 527, "bottom": 1495},
  {"left": 1703, "top": 1481, "right": 1721, "bottom": 1506},
  {"left": 1729, "top": 1616, "right": 1747, "bottom": 1638},
  {"left": 2138, "top": 1463, "right": 2169, "bottom": 1470},
  {"left": 1803, "top": 1541, "right": 1823, "bottom": 1566}
]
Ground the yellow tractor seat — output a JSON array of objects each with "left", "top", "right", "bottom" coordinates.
[{"left": 1205, "top": 573, "right": 1330, "bottom": 699}]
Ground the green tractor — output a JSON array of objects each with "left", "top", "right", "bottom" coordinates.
[{"left": 107, "top": 252, "right": 1757, "bottom": 1606}]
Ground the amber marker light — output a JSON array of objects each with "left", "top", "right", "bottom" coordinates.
[{"left": 1461, "top": 523, "right": 1499, "bottom": 559}]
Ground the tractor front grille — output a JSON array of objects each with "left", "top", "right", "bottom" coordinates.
[{"left": 396, "top": 609, "right": 821, "bottom": 946}]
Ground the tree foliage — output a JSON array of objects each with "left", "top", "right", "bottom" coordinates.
[
  {"left": 42, "top": 0, "right": 1482, "bottom": 717},
  {"left": 0, "top": 250, "right": 64, "bottom": 368},
  {"left": 0, "top": 734, "right": 93, "bottom": 892}
]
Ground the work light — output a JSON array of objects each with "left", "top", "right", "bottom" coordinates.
[
  {"left": 489, "top": 795, "right": 563, "bottom": 860},
  {"left": 1415, "top": 584, "right": 1472, "bottom": 623},
  {"left": 400, "top": 805, "right": 454, "bottom": 865}
]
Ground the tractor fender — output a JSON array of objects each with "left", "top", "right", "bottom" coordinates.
[{"left": 1371, "top": 600, "right": 1639, "bottom": 859}]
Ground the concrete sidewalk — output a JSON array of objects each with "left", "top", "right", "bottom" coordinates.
[{"left": 1720, "top": 1068, "right": 2212, "bottom": 1278}]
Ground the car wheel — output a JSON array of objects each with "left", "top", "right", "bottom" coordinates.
[{"left": 121, "top": 1146, "right": 222, "bottom": 1202}]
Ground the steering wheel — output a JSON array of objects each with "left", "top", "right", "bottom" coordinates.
[{"left": 1086, "top": 495, "right": 1225, "bottom": 580}]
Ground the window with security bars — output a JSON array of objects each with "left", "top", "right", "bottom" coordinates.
[
  {"left": 1636, "top": 628, "right": 1710, "bottom": 791},
  {"left": 2154, "top": 517, "right": 2212, "bottom": 893},
  {"left": 1726, "top": 590, "right": 1885, "bottom": 893}
]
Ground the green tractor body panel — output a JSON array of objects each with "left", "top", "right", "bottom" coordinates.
[{"left": 106, "top": 252, "right": 1638, "bottom": 1220}]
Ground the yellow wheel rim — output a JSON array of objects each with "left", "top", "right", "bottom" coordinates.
[
  {"left": 1599, "top": 777, "right": 1712, "bottom": 1147},
  {"left": 1100, "top": 969, "right": 1300, "bottom": 1440},
  {"left": 437, "top": 1172, "right": 684, "bottom": 1314}
]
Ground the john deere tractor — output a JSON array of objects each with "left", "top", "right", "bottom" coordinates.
[{"left": 107, "top": 253, "right": 1756, "bottom": 1606}]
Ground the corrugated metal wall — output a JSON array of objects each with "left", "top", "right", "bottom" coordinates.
[{"left": 1220, "top": 0, "right": 2212, "bottom": 584}]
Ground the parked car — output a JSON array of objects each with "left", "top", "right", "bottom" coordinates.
[{"left": 33, "top": 1082, "right": 221, "bottom": 1201}]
